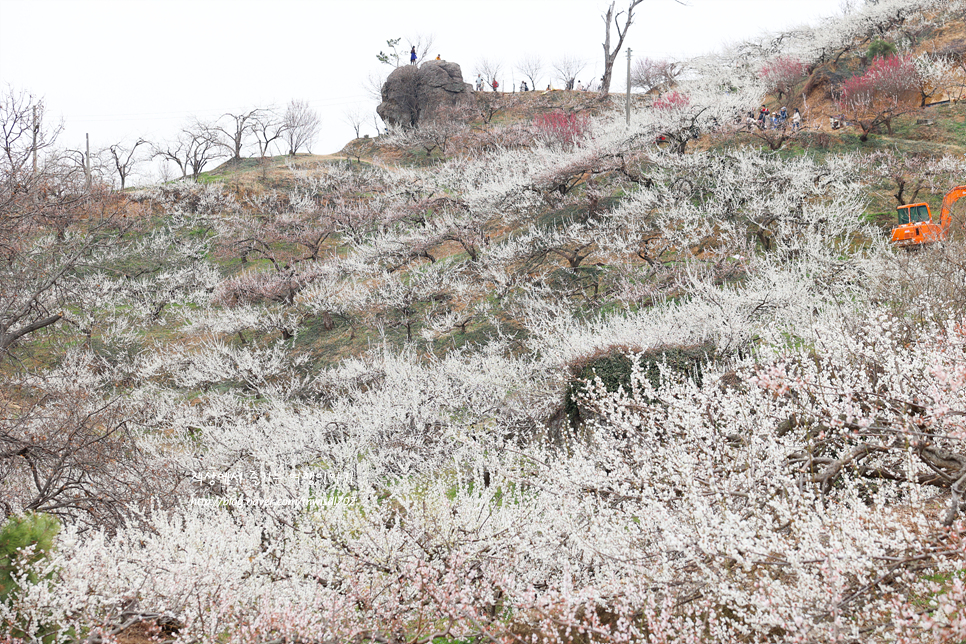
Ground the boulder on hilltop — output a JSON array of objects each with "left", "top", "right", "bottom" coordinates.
[{"left": 377, "top": 60, "right": 476, "bottom": 128}]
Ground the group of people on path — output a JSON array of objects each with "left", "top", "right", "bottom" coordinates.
[
  {"left": 746, "top": 104, "right": 802, "bottom": 131},
  {"left": 409, "top": 45, "right": 601, "bottom": 95},
  {"left": 475, "top": 74, "right": 500, "bottom": 92},
  {"left": 475, "top": 73, "right": 516, "bottom": 92},
  {"left": 471, "top": 73, "right": 599, "bottom": 94}
]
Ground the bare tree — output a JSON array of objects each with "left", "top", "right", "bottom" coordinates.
[
  {"left": 517, "top": 54, "right": 544, "bottom": 91},
  {"left": 210, "top": 108, "right": 265, "bottom": 161},
  {"left": 186, "top": 124, "right": 223, "bottom": 177},
  {"left": 251, "top": 108, "right": 287, "bottom": 158},
  {"left": 0, "top": 186, "right": 135, "bottom": 353},
  {"left": 283, "top": 99, "right": 321, "bottom": 156},
  {"left": 0, "top": 88, "right": 61, "bottom": 191},
  {"left": 64, "top": 140, "right": 106, "bottom": 189},
  {"left": 0, "top": 124, "right": 184, "bottom": 523},
  {"left": 600, "top": 0, "right": 679, "bottom": 95},
  {"left": 365, "top": 70, "right": 388, "bottom": 103},
  {"left": 153, "top": 124, "right": 223, "bottom": 180},
  {"left": 631, "top": 57, "right": 681, "bottom": 92},
  {"left": 343, "top": 105, "right": 367, "bottom": 139},
  {"left": 0, "top": 89, "right": 104, "bottom": 354},
  {"left": 0, "top": 89, "right": 81, "bottom": 254},
  {"left": 152, "top": 135, "right": 190, "bottom": 181},
  {"left": 0, "top": 384, "right": 183, "bottom": 531},
  {"left": 106, "top": 138, "right": 148, "bottom": 190},
  {"left": 408, "top": 33, "right": 436, "bottom": 65},
  {"left": 839, "top": 0, "right": 857, "bottom": 15},
  {"left": 552, "top": 56, "right": 586, "bottom": 90}
]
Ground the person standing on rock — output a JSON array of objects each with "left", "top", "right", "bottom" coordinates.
[{"left": 410, "top": 47, "right": 417, "bottom": 65}]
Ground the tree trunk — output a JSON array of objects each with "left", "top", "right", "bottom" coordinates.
[{"left": 599, "top": 0, "right": 644, "bottom": 96}]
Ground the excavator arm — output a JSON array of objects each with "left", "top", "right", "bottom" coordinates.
[{"left": 940, "top": 185, "right": 966, "bottom": 233}]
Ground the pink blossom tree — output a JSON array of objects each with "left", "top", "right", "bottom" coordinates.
[
  {"left": 759, "top": 55, "right": 807, "bottom": 100},
  {"left": 837, "top": 54, "right": 919, "bottom": 140}
]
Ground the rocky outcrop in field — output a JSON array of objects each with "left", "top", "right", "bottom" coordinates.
[{"left": 377, "top": 60, "right": 475, "bottom": 127}]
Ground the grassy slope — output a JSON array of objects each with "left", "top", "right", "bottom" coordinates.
[
  {"left": 4, "top": 11, "right": 966, "bottom": 643},
  {"left": 77, "top": 14, "right": 960, "bottom": 373}
]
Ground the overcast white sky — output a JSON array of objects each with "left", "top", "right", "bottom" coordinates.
[{"left": 1, "top": 0, "right": 844, "bottom": 181}]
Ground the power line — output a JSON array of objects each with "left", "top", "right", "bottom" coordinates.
[{"left": 67, "top": 94, "right": 373, "bottom": 124}]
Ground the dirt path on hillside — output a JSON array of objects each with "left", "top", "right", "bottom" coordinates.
[{"left": 305, "top": 153, "right": 392, "bottom": 170}]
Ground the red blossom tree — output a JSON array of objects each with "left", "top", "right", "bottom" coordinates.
[
  {"left": 868, "top": 53, "right": 919, "bottom": 102},
  {"left": 837, "top": 54, "right": 918, "bottom": 141},
  {"left": 533, "top": 110, "right": 589, "bottom": 148}
]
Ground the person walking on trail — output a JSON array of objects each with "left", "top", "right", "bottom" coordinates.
[
  {"left": 792, "top": 108, "right": 802, "bottom": 131},
  {"left": 410, "top": 46, "right": 417, "bottom": 65}
]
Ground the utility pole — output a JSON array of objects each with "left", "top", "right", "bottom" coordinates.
[
  {"left": 625, "top": 47, "right": 632, "bottom": 126},
  {"left": 32, "top": 105, "right": 38, "bottom": 175},
  {"left": 85, "top": 133, "right": 92, "bottom": 189}
]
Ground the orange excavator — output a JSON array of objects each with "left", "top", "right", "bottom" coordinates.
[{"left": 891, "top": 185, "right": 966, "bottom": 248}]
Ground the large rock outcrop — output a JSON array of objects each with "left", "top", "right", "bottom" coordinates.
[{"left": 377, "top": 60, "right": 476, "bottom": 128}]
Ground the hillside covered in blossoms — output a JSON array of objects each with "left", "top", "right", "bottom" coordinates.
[{"left": 3, "top": 1, "right": 966, "bottom": 642}]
